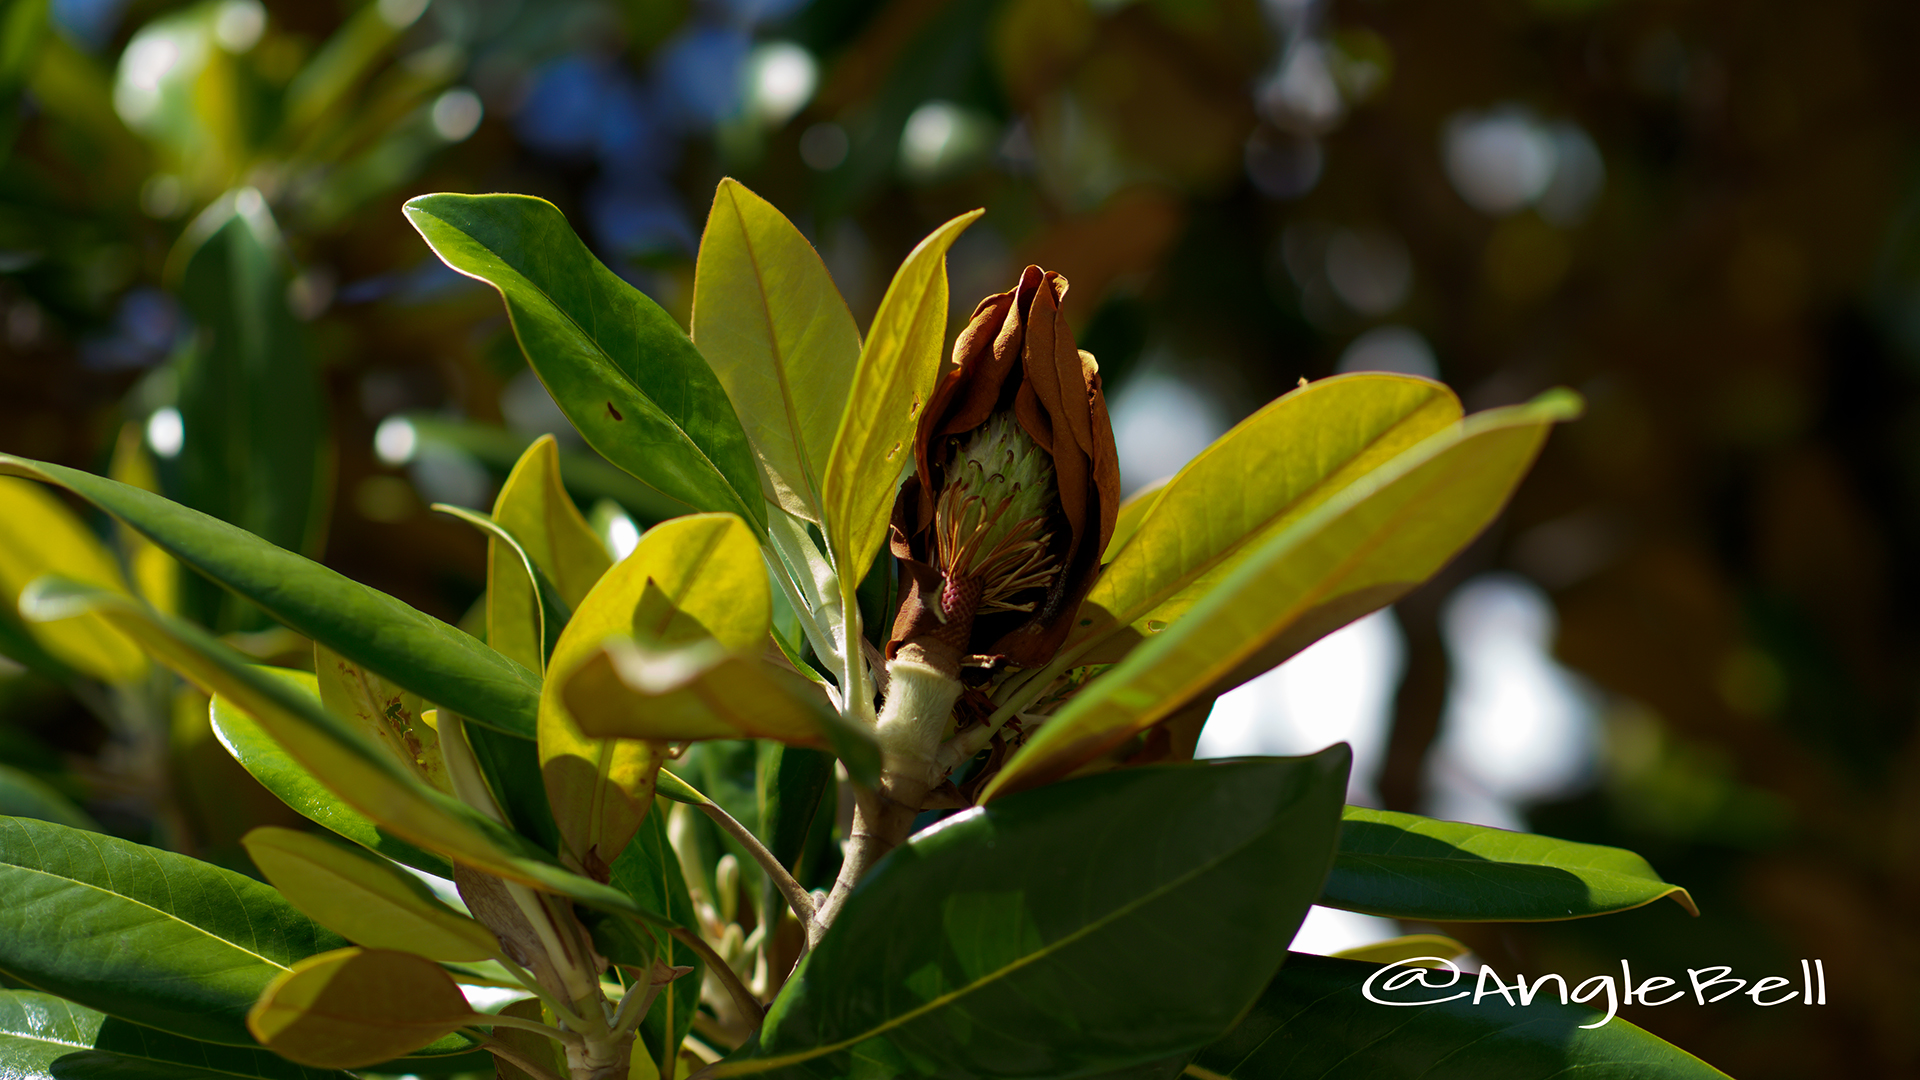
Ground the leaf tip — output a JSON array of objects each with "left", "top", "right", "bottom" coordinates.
[{"left": 1530, "top": 386, "right": 1586, "bottom": 421}]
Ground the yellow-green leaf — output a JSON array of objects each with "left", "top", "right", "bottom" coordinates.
[
  {"left": 1069, "top": 373, "right": 1462, "bottom": 665},
  {"left": 490, "top": 435, "right": 613, "bottom": 672},
  {"left": 242, "top": 826, "right": 500, "bottom": 963},
  {"left": 315, "top": 642, "right": 449, "bottom": 794},
  {"left": 564, "top": 637, "right": 833, "bottom": 744},
  {"left": 539, "top": 514, "right": 766, "bottom": 869},
  {"left": 982, "top": 389, "right": 1583, "bottom": 800},
  {"left": 1102, "top": 477, "right": 1167, "bottom": 562},
  {"left": 821, "top": 208, "right": 982, "bottom": 586},
  {"left": 1329, "top": 933, "right": 1471, "bottom": 967},
  {"left": 247, "top": 947, "right": 476, "bottom": 1068},
  {"left": 692, "top": 179, "right": 862, "bottom": 525},
  {"left": 0, "top": 478, "right": 147, "bottom": 683}
]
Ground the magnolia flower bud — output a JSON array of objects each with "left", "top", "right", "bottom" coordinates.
[{"left": 887, "top": 265, "right": 1120, "bottom": 676}]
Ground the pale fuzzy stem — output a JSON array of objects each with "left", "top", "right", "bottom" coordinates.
[
  {"left": 812, "top": 658, "right": 962, "bottom": 941},
  {"left": 694, "top": 800, "right": 816, "bottom": 927}
]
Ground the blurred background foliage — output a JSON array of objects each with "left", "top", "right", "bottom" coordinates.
[{"left": 1, "top": 0, "right": 1917, "bottom": 1075}]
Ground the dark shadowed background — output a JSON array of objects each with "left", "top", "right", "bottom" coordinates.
[{"left": 2, "top": 1, "right": 1916, "bottom": 1075}]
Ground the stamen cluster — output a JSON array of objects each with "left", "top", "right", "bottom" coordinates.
[{"left": 931, "top": 412, "right": 1060, "bottom": 619}]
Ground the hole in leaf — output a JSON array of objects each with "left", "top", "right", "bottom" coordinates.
[
  {"left": 1146, "top": 619, "right": 1168, "bottom": 633},
  {"left": 886, "top": 441, "right": 901, "bottom": 459}
]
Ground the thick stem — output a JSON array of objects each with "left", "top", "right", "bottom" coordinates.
[{"left": 811, "top": 652, "right": 960, "bottom": 942}]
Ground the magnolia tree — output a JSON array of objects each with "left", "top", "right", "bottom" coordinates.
[{"left": 0, "top": 181, "right": 1728, "bottom": 1080}]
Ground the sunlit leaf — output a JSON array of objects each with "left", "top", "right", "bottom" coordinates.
[
  {"left": 717, "top": 751, "right": 1348, "bottom": 1078},
  {"left": 1070, "top": 373, "right": 1462, "bottom": 665},
  {"left": 210, "top": 686, "right": 452, "bottom": 878},
  {"left": 1189, "top": 953, "right": 1733, "bottom": 1079},
  {"left": 982, "top": 390, "right": 1581, "bottom": 800},
  {"left": 1103, "top": 477, "right": 1167, "bottom": 562},
  {"left": 315, "top": 642, "right": 448, "bottom": 794},
  {"left": 539, "top": 514, "right": 764, "bottom": 871},
  {"left": 821, "top": 208, "right": 982, "bottom": 587},
  {"left": 0, "top": 816, "right": 346, "bottom": 1047},
  {"left": 404, "top": 193, "right": 764, "bottom": 531},
  {"left": 489, "top": 434, "right": 613, "bottom": 671},
  {"left": 247, "top": 948, "right": 478, "bottom": 1069},
  {"left": 242, "top": 826, "right": 500, "bottom": 963},
  {"left": 0, "top": 455, "right": 542, "bottom": 739},
  {"left": 0, "top": 477, "right": 147, "bottom": 683},
  {"left": 1323, "top": 807, "right": 1698, "bottom": 922},
  {"left": 692, "top": 178, "right": 862, "bottom": 524}
]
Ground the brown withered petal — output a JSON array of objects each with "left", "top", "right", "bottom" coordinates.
[{"left": 887, "top": 265, "right": 1120, "bottom": 670}]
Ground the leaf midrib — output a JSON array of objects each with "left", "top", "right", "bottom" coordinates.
[
  {"left": 723, "top": 815, "right": 1281, "bottom": 1074},
  {"left": 1094, "top": 394, "right": 1455, "bottom": 638},
  {"left": 412, "top": 204, "right": 750, "bottom": 523},
  {"left": 1, "top": 856, "right": 290, "bottom": 973},
  {"left": 721, "top": 184, "right": 826, "bottom": 519}
]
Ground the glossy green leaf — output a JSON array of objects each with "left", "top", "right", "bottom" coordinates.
[
  {"left": 0, "top": 816, "right": 346, "bottom": 1047},
  {"left": 0, "top": 455, "right": 542, "bottom": 739},
  {"left": 692, "top": 179, "right": 862, "bottom": 524},
  {"left": 210, "top": 687, "right": 452, "bottom": 878},
  {"left": 716, "top": 751, "right": 1349, "bottom": 1078},
  {"left": 0, "top": 763, "right": 98, "bottom": 831},
  {"left": 1323, "top": 807, "right": 1698, "bottom": 922},
  {"left": 540, "top": 513, "right": 764, "bottom": 870},
  {"left": 1070, "top": 373, "right": 1462, "bottom": 665},
  {"left": 1188, "top": 952, "right": 1733, "bottom": 1079},
  {"left": 821, "top": 208, "right": 982, "bottom": 586},
  {"left": 403, "top": 193, "right": 764, "bottom": 530},
  {"left": 489, "top": 435, "right": 613, "bottom": 672},
  {"left": 170, "top": 191, "right": 329, "bottom": 632},
  {"left": 247, "top": 948, "right": 477, "bottom": 1069},
  {"left": 0, "top": 989, "right": 348, "bottom": 1080},
  {"left": 314, "top": 642, "right": 449, "bottom": 794},
  {"left": 242, "top": 826, "right": 500, "bottom": 963},
  {"left": 0, "top": 477, "right": 147, "bottom": 683},
  {"left": 983, "top": 390, "right": 1582, "bottom": 800},
  {"left": 608, "top": 811, "right": 703, "bottom": 1068},
  {"left": 18, "top": 580, "right": 658, "bottom": 921}
]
